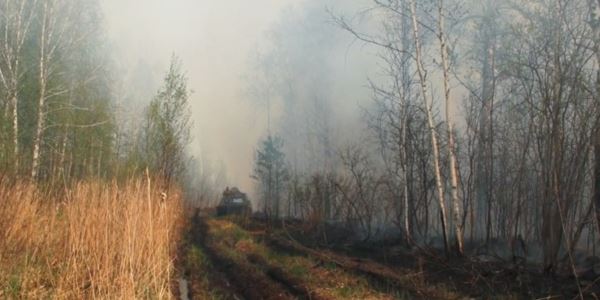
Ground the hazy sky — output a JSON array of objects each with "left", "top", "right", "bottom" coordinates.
[
  {"left": 101, "top": 0, "right": 309, "bottom": 193},
  {"left": 101, "top": 1, "right": 378, "bottom": 199}
]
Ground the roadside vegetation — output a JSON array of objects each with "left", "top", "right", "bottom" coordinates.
[
  {"left": 0, "top": 178, "right": 185, "bottom": 299},
  {"left": 0, "top": 1, "right": 197, "bottom": 298}
]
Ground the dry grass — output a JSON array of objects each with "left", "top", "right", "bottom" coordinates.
[{"left": 0, "top": 178, "right": 185, "bottom": 299}]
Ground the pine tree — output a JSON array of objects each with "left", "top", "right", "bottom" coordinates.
[{"left": 252, "top": 135, "right": 289, "bottom": 219}]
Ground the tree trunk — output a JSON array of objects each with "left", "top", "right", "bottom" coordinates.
[
  {"left": 409, "top": 0, "right": 450, "bottom": 256},
  {"left": 479, "top": 29, "right": 496, "bottom": 244},
  {"left": 31, "top": 1, "right": 48, "bottom": 180},
  {"left": 400, "top": 0, "right": 412, "bottom": 245},
  {"left": 0, "top": 0, "right": 35, "bottom": 175},
  {"left": 438, "top": 0, "right": 464, "bottom": 255},
  {"left": 11, "top": 88, "right": 19, "bottom": 173},
  {"left": 402, "top": 117, "right": 411, "bottom": 243},
  {"left": 588, "top": 0, "right": 600, "bottom": 238},
  {"left": 542, "top": 10, "right": 567, "bottom": 271}
]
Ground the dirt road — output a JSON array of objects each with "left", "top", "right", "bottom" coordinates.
[{"left": 180, "top": 215, "right": 416, "bottom": 300}]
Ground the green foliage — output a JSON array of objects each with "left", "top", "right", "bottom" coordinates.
[
  {"left": 186, "top": 245, "right": 209, "bottom": 271},
  {"left": 0, "top": 0, "right": 115, "bottom": 181},
  {"left": 210, "top": 222, "right": 251, "bottom": 244},
  {"left": 141, "top": 55, "right": 192, "bottom": 184},
  {"left": 252, "top": 135, "right": 289, "bottom": 218},
  {"left": 5, "top": 275, "right": 21, "bottom": 297}
]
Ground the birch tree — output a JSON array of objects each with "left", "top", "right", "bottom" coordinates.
[
  {"left": 437, "top": 0, "right": 465, "bottom": 255},
  {"left": 0, "top": 0, "right": 36, "bottom": 174},
  {"left": 0, "top": 0, "right": 116, "bottom": 181},
  {"left": 143, "top": 56, "right": 192, "bottom": 184},
  {"left": 408, "top": 0, "right": 451, "bottom": 256},
  {"left": 31, "top": 0, "right": 75, "bottom": 179}
]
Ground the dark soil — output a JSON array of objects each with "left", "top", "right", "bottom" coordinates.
[
  {"left": 329, "top": 241, "right": 600, "bottom": 299},
  {"left": 246, "top": 253, "right": 331, "bottom": 300},
  {"left": 184, "top": 215, "right": 600, "bottom": 299},
  {"left": 271, "top": 222, "right": 600, "bottom": 299},
  {"left": 266, "top": 235, "right": 457, "bottom": 299}
]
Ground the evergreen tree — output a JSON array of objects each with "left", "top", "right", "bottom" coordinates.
[{"left": 252, "top": 135, "right": 289, "bottom": 219}]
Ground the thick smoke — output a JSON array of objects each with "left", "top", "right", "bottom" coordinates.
[{"left": 102, "top": 0, "right": 378, "bottom": 197}]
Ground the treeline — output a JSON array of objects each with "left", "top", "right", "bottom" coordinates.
[
  {"left": 0, "top": 0, "right": 192, "bottom": 185},
  {"left": 251, "top": 0, "right": 600, "bottom": 273}
]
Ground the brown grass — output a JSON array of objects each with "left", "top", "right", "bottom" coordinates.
[{"left": 0, "top": 178, "right": 185, "bottom": 299}]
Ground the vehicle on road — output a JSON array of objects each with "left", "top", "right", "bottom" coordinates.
[{"left": 216, "top": 187, "right": 252, "bottom": 217}]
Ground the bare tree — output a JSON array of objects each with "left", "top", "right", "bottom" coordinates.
[
  {"left": 437, "top": 0, "right": 465, "bottom": 255},
  {"left": 473, "top": 0, "right": 498, "bottom": 244},
  {"left": 408, "top": 0, "right": 451, "bottom": 256},
  {"left": 495, "top": 0, "right": 598, "bottom": 272},
  {"left": 338, "top": 145, "right": 388, "bottom": 242},
  {"left": 588, "top": 0, "right": 600, "bottom": 239}
]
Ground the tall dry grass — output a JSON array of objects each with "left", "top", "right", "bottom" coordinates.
[{"left": 0, "top": 178, "right": 185, "bottom": 299}]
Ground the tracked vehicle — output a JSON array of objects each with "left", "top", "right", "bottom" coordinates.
[{"left": 216, "top": 187, "right": 252, "bottom": 217}]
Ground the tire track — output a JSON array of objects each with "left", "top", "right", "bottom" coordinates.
[{"left": 193, "top": 215, "right": 295, "bottom": 300}]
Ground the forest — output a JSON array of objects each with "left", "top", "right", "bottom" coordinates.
[
  {"left": 251, "top": 0, "right": 600, "bottom": 273},
  {"left": 1, "top": 0, "right": 600, "bottom": 299}
]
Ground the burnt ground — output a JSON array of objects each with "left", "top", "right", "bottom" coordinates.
[
  {"left": 266, "top": 221, "right": 600, "bottom": 299},
  {"left": 178, "top": 215, "right": 600, "bottom": 299},
  {"left": 333, "top": 242, "right": 600, "bottom": 299}
]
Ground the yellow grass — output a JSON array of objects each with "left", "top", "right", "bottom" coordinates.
[{"left": 0, "top": 178, "right": 185, "bottom": 299}]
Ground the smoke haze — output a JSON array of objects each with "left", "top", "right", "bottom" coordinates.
[{"left": 101, "top": 0, "right": 376, "bottom": 196}]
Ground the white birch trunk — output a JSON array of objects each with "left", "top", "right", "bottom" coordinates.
[
  {"left": 408, "top": 0, "right": 450, "bottom": 255},
  {"left": 438, "top": 0, "right": 464, "bottom": 255},
  {"left": 31, "top": 1, "right": 48, "bottom": 180},
  {"left": 402, "top": 117, "right": 411, "bottom": 242},
  {"left": 400, "top": 0, "right": 412, "bottom": 244},
  {"left": 0, "top": 0, "right": 35, "bottom": 174}
]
